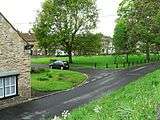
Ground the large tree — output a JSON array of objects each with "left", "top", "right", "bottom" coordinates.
[
  {"left": 75, "top": 33, "right": 102, "bottom": 55},
  {"left": 113, "top": 19, "right": 129, "bottom": 62},
  {"left": 116, "top": 0, "right": 160, "bottom": 62},
  {"left": 33, "top": 0, "right": 98, "bottom": 63},
  {"left": 113, "top": 18, "right": 137, "bottom": 63}
]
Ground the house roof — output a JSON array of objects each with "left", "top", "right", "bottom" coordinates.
[
  {"left": 19, "top": 32, "right": 36, "bottom": 42},
  {"left": 0, "top": 12, "right": 28, "bottom": 44}
]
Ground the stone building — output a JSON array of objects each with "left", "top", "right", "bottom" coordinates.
[
  {"left": 19, "top": 32, "right": 49, "bottom": 56},
  {"left": 101, "top": 36, "right": 114, "bottom": 55},
  {"left": 0, "top": 12, "right": 31, "bottom": 109},
  {"left": 19, "top": 32, "right": 39, "bottom": 55}
]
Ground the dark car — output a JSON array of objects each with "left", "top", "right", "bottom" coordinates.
[{"left": 49, "top": 60, "right": 69, "bottom": 70}]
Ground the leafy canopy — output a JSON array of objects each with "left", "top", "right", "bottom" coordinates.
[{"left": 33, "top": 0, "right": 98, "bottom": 62}]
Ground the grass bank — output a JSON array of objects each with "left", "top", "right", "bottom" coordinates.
[
  {"left": 32, "top": 55, "right": 160, "bottom": 69},
  {"left": 62, "top": 69, "right": 160, "bottom": 120},
  {"left": 31, "top": 69, "right": 87, "bottom": 92}
]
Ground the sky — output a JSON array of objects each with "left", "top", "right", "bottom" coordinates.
[{"left": 0, "top": 0, "right": 121, "bottom": 37}]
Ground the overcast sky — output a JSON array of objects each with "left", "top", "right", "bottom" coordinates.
[{"left": 0, "top": 0, "right": 121, "bottom": 37}]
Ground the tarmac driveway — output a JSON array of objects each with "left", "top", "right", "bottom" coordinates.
[{"left": 0, "top": 63, "right": 160, "bottom": 120}]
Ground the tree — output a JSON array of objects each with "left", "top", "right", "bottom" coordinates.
[
  {"left": 113, "top": 19, "right": 127, "bottom": 51},
  {"left": 114, "top": 0, "right": 138, "bottom": 63},
  {"left": 33, "top": 0, "right": 98, "bottom": 63},
  {"left": 74, "top": 33, "right": 102, "bottom": 55},
  {"left": 117, "top": 0, "right": 160, "bottom": 62},
  {"left": 113, "top": 19, "right": 135, "bottom": 63}
]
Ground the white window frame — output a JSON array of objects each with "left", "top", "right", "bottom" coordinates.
[
  {"left": 0, "top": 75, "right": 18, "bottom": 99},
  {"left": 0, "top": 78, "right": 4, "bottom": 98}
]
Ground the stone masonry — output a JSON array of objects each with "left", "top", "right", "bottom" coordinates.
[{"left": 0, "top": 13, "right": 31, "bottom": 109}]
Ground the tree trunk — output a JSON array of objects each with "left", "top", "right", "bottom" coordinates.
[
  {"left": 68, "top": 50, "right": 73, "bottom": 63},
  {"left": 146, "top": 41, "right": 150, "bottom": 63},
  {"left": 45, "top": 49, "right": 48, "bottom": 56}
]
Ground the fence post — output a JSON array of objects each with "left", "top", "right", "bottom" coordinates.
[
  {"left": 94, "top": 63, "right": 97, "bottom": 69},
  {"left": 116, "top": 63, "right": 118, "bottom": 68},
  {"left": 106, "top": 63, "right": 108, "bottom": 68},
  {"left": 128, "top": 62, "right": 130, "bottom": 67},
  {"left": 123, "top": 62, "right": 125, "bottom": 68}
]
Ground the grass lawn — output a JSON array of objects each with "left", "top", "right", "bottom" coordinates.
[
  {"left": 32, "top": 54, "right": 160, "bottom": 69},
  {"left": 32, "top": 56, "right": 68, "bottom": 64},
  {"left": 31, "top": 69, "right": 87, "bottom": 92},
  {"left": 62, "top": 69, "right": 160, "bottom": 120}
]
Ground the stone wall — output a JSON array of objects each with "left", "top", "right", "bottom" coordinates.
[{"left": 0, "top": 13, "right": 31, "bottom": 109}]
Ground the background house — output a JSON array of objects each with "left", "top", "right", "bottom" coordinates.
[
  {"left": 0, "top": 12, "right": 31, "bottom": 109},
  {"left": 19, "top": 32, "right": 39, "bottom": 55},
  {"left": 19, "top": 32, "right": 53, "bottom": 56},
  {"left": 101, "top": 35, "right": 114, "bottom": 55}
]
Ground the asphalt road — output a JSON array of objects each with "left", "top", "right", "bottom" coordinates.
[{"left": 1, "top": 63, "right": 160, "bottom": 120}]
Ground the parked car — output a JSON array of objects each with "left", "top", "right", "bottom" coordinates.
[{"left": 49, "top": 60, "right": 69, "bottom": 70}]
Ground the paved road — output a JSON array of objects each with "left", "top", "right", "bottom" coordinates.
[{"left": 1, "top": 63, "right": 160, "bottom": 120}]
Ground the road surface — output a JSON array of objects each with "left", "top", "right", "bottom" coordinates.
[{"left": 0, "top": 63, "right": 160, "bottom": 120}]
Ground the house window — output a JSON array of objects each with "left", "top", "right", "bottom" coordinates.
[{"left": 0, "top": 75, "right": 18, "bottom": 99}]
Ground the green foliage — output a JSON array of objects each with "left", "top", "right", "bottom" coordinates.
[
  {"left": 63, "top": 69, "right": 160, "bottom": 120},
  {"left": 33, "top": 0, "right": 98, "bottom": 63},
  {"left": 31, "top": 69, "right": 86, "bottom": 92},
  {"left": 75, "top": 33, "right": 102, "bottom": 55},
  {"left": 113, "top": 19, "right": 128, "bottom": 53},
  {"left": 38, "top": 76, "right": 50, "bottom": 81},
  {"left": 115, "top": 0, "right": 160, "bottom": 62}
]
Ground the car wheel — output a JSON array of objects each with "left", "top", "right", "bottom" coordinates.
[{"left": 61, "top": 67, "right": 63, "bottom": 70}]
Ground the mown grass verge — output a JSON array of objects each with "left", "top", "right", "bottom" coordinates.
[
  {"left": 31, "top": 69, "right": 87, "bottom": 92},
  {"left": 62, "top": 69, "right": 160, "bottom": 120},
  {"left": 32, "top": 55, "right": 160, "bottom": 69}
]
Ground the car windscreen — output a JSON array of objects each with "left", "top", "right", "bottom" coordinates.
[
  {"left": 54, "top": 61, "right": 64, "bottom": 65},
  {"left": 63, "top": 61, "right": 68, "bottom": 65}
]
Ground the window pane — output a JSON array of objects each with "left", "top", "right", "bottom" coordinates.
[
  {"left": 11, "top": 86, "right": 16, "bottom": 94},
  {"left": 5, "top": 78, "right": 10, "bottom": 86},
  {"left": 0, "top": 88, "right": 4, "bottom": 98},
  {"left": 5, "top": 87, "right": 10, "bottom": 96},
  {"left": 11, "top": 76, "right": 16, "bottom": 85},
  {"left": 1, "top": 75, "right": 17, "bottom": 97},
  {"left": 0, "top": 78, "right": 3, "bottom": 87}
]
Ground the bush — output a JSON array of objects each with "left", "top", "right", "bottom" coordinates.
[
  {"left": 58, "top": 73, "right": 65, "bottom": 81},
  {"left": 46, "top": 73, "right": 53, "bottom": 78},
  {"left": 31, "top": 68, "right": 49, "bottom": 74},
  {"left": 38, "top": 75, "right": 50, "bottom": 81}
]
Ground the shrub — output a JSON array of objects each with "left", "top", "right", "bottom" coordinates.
[
  {"left": 31, "top": 68, "right": 49, "bottom": 74},
  {"left": 46, "top": 73, "right": 53, "bottom": 78},
  {"left": 38, "top": 76, "right": 50, "bottom": 81}
]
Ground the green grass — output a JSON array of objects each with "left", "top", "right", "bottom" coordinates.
[
  {"left": 31, "top": 56, "right": 68, "bottom": 64},
  {"left": 32, "top": 54, "right": 160, "bottom": 69},
  {"left": 63, "top": 69, "right": 160, "bottom": 120},
  {"left": 31, "top": 69, "right": 87, "bottom": 92}
]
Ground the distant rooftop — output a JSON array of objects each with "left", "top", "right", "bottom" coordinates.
[{"left": 19, "top": 32, "right": 36, "bottom": 42}]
